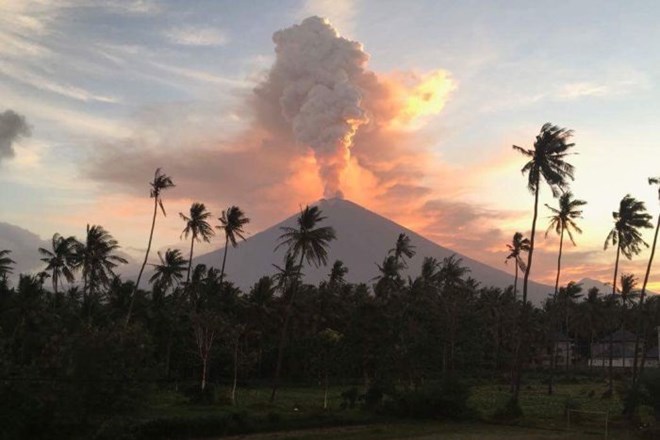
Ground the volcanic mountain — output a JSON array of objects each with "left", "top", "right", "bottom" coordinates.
[{"left": 195, "top": 198, "right": 552, "bottom": 304}]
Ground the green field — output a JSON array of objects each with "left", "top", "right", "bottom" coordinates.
[{"left": 133, "top": 378, "right": 636, "bottom": 440}]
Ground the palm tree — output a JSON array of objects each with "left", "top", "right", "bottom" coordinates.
[
  {"left": 127, "top": 168, "right": 174, "bottom": 327},
  {"left": 149, "top": 248, "right": 188, "bottom": 293},
  {"left": 76, "top": 224, "right": 128, "bottom": 305},
  {"left": 634, "top": 177, "right": 660, "bottom": 383},
  {"left": 389, "top": 233, "right": 416, "bottom": 267},
  {"left": 271, "top": 205, "right": 336, "bottom": 402},
  {"left": 328, "top": 260, "right": 348, "bottom": 286},
  {"left": 619, "top": 273, "right": 638, "bottom": 370},
  {"left": 513, "top": 123, "right": 576, "bottom": 305},
  {"left": 604, "top": 195, "right": 653, "bottom": 296},
  {"left": 505, "top": 232, "right": 531, "bottom": 298},
  {"left": 545, "top": 192, "right": 587, "bottom": 297},
  {"left": 0, "top": 249, "right": 15, "bottom": 281},
  {"left": 38, "top": 233, "right": 78, "bottom": 294},
  {"left": 557, "top": 281, "right": 583, "bottom": 370},
  {"left": 604, "top": 195, "right": 652, "bottom": 392},
  {"left": 180, "top": 203, "right": 214, "bottom": 284},
  {"left": 217, "top": 206, "right": 250, "bottom": 284}
]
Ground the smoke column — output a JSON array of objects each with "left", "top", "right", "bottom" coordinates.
[{"left": 257, "top": 16, "right": 370, "bottom": 198}]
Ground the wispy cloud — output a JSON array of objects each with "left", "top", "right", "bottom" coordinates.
[{"left": 165, "top": 26, "right": 229, "bottom": 46}]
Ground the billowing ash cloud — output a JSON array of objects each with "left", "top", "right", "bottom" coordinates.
[
  {"left": 0, "top": 110, "right": 31, "bottom": 163},
  {"left": 256, "top": 16, "right": 369, "bottom": 198}
]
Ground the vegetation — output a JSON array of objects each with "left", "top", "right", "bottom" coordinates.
[{"left": 2, "top": 128, "right": 660, "bottom": 440}]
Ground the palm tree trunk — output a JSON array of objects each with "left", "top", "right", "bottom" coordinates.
[
  {"left": 514, "top": 264, "right": 518, "bottom": 300},
  {"left": 126, "top": 197, "right": 159, "bottom": 328},
  {"left": 201, "top": 356, "right": 207, "bottom": 391},
  {"left": 633, "top": 214, "right": 659, "bottom": 384},
  {"left": 609, "top": 243, "right": 622, "bottom": 394},
  {"left": 220, "top": 235, "right": 229, "bottom": 285},
  {"left": 270, "top": 252, "right": 306, "bottom": 403},
  {"left": 513, "top": 182, "right": 540, "bottom": 402},
  {"left": 548, "top": 226, "right": 565, "bottom": 395},
  {"left": 323, "top": 368, "right": 329, "bottom": 410},
  {"left": 186, "top": 236, "right": 195, "bottom": 284}
]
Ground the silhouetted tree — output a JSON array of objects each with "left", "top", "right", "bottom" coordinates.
[
  {"left": 271, "top": 205, "right": 336, "bottom": 402},
  {"left": 127, "top": 168, "right": 174, "bottom": 327},
  {"left": 389, "top": 233, "right": 416, "bottom": 267},
  {"left": 505, "top": 232, "right": 531, "bottom": 298},
  {"left": 149, "top": 248, "right": 188, "bottom": 293},
  {"left": 180, "top": 202, "right": 214, "bottom": 283},
  {"left": 0, "top": 249, "right": 15, "bottom": 281},
  {"left": 217, "top": 206, "right": 250, "bottom": 284},
  {"left": 38, "top": 233, "right": 78, "bottom": 294}
]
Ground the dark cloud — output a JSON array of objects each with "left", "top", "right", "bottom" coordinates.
[{"left": 0, "top": 110, "right": 31, "bottom": 163}]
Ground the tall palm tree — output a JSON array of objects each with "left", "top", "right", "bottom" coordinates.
[
  {"left": 76, "top": 224, "right": 128, "bottom": 304},
  {"left": 38, "top": 233, "right": 79, "bottom": 294},
  {"left": 619, "top": 273, "right": 638, "bottom": 370},
  {"left": 328, "top": 260, "right": 348, "bottom": 286},
  {"left": 604, "top": 195, "right": 652, "bottom": 392},
  {"left": 512, "top": 122, "right": 576, "bottom": 402},
  {"left": 389, "top": 233, "right": 416, "bottom": 267},
  {"left": 149, "top": 248, "right": 188, "bottom": 293},
  {"left": 271, "top": 205, "right": 336, "bottom": 402},
  {"left": 180, "top": 202, "right": 214, "bottom": 284},
  {"left": 513, "top": 123, "right": 576, "bottom": 305},
  {"left": 127, "top": 168, "right": 174, "bottom": 327},
  {"left": 545, "top": 192, "right": 587, "bottom": 297},
  {"left": 557, "top": 281, "right": 583, "bottom": 370},
  {"left": 604, "top": 195, "right": 653, "bottom": 296},
  {"left": 0, "top": 249, "right": 15, "bottom": 281},
  {"left": 217, "top": 206, "right": 250, "bottom": 284},
  {"left": 634, "top": 177, "right": 660, "bottom": 383},
  {"left": 505, "top": 232, "right": 531, "bottom": 298}
]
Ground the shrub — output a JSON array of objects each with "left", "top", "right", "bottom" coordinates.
[
  {"left": 382, "top": 377, "right": 473, "bottom": 421},
  {"left": 340, "top": 387, "right": 358, "bottom": 409}
]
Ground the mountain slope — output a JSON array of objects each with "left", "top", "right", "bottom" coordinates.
[{"left": 195, "top": 198, "right": 553, "bottom": 304}]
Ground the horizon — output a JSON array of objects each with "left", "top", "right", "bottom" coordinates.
[{"left": 2, "top": 1, "right": 660, "bottom": 291}]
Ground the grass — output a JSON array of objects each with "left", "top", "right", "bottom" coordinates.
[{"left": 123, "top": 378, "right": 638, "bottom": 439}]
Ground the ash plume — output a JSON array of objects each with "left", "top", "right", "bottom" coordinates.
[{"left": 256, "top": 16, "right": 369, "bottom": 198}]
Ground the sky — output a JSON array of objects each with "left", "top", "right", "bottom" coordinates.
[{"left": 1, "top": 0, "right": 660, "bottom": 291}]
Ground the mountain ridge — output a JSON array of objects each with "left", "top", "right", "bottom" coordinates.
[{"left": 194, "top": 197, "right": 554, "bottom": 304}]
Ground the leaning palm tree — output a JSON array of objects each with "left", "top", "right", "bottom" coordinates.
[
  {"left": 149, "top": 248, "right": 188, "bottom": 293},
  {"left": 76, "top": 224, "right": 128, "bottom": 305},
  {"left": 634, "top": 177, "right": 660, "bottom": 383},
  {"left": 513, "top": 123, "right": 576, "bottom": 305},
  {"left": 180, "top": 203, "right": 214, "bottom": 283},
  {"left": 545, "top": 192, "right": 587, "bottom": 297},
  {"left": 270, "top": 205, "right": 336, "bottom": 403},
  {"left": 505, "top": 232, "right": 531, "bottom": 298},
  {"left": 604, "top": 195, "right": 652, "bottom": 393},
  {"left": 126, "top": 168, "right": 174, "bottom": 327},
  {"left": 217, "top": 206, "right": 250, "bottom": 284},
  {"left": 389, "top": 233, "right": 416, "bottom": 267},
  {"left": 0, "top": 249, "right": 15, "bottom": 281},
  {"left": 38, "top": 233, "right": 79, "bottom": 294}
]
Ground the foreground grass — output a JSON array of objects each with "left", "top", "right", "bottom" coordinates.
[{"left": 110, "top": 378, "right": 636, "bottom": 440}]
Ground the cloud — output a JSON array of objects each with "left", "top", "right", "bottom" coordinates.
[
  {"left": 296, "top": 0, "right": 358, "bottom": 36},
  {"left": 0, "top": 109, "right": 31, "bottom": 163},
  {"left": 165, "top": 26, "right": 229, "bottom": 46}
]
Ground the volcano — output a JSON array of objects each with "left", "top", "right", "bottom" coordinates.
[{"left": 194, "top": 198, "right": 552, "bottom": 304}]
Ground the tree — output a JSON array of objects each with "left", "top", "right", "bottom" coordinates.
[
  {"left": 127, "top": 168, "right": 174, "bottom": 327},
  {"left": 389, "top": 233, "right": 416, "bottom": 267},
  {"left": 513, "top": 123, "right": 576, "bottom": 305},
  {"left": 604, "top": 195, "right": 652, "bottom": 392},
  {"left": 180, "top": 203, "right": 214, "bottom": 284},
  {"left": 512, "top": 122, "right": 576, "bottom": 402},
  {"left": 556, "top": 281, "right": 583, "bottom": 370},
  {"left": 545, "top": 192, "right": 587, "bottom": 297},
  {"left": 38, "top": 233, "right": 78, "bottom": 294},
  {"left": 0, "top": 249, "right": 16, "bottom": 282},
  {"left": 271, "top": 205, "right": 336, "bottom": 402},
  {"left": 149, "top": 249, "right": 188, "bottom": 293},
  {"left": 634, "top": 177, "right": 660, "bottom": 383},
  {"left": 505, "top": 232, "right": 531, "bottom": 298},
  {"left": 75, "top": 224, "right": 128, "bottom": 307},
  {"left": 217, "top": 206, "right": 250, "bottom": 284},
  {"left": 328, "top": 260, "right": 348, "bottom": 286}
]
